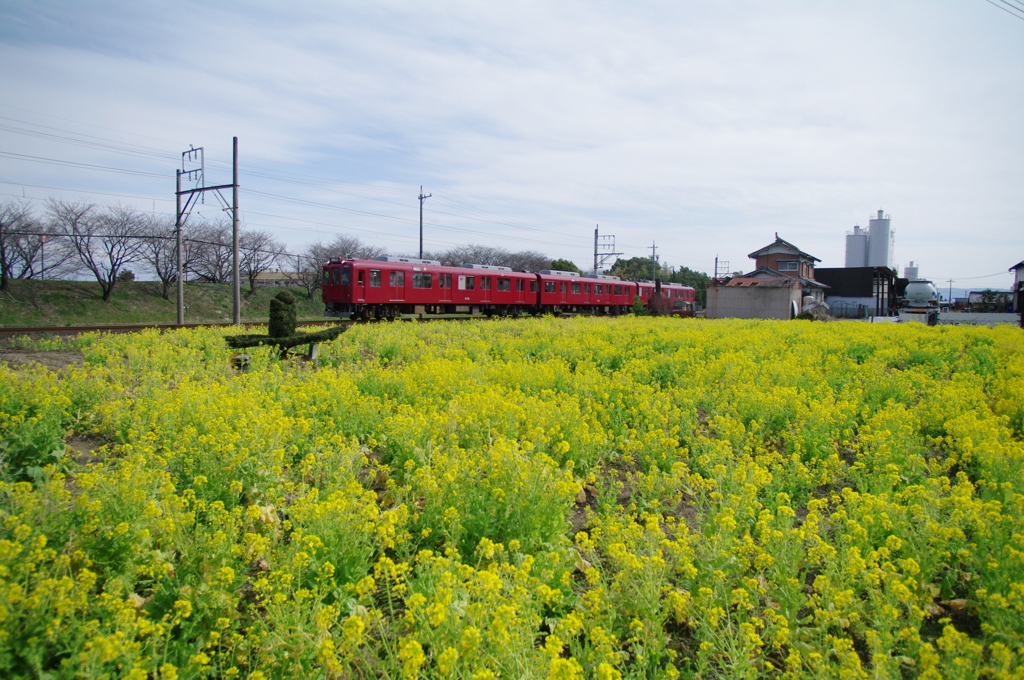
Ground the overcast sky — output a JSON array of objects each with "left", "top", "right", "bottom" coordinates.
[{"left": 1, "top": 0, "right": 1022, "bottom": 288}]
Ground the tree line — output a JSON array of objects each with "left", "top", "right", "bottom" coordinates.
[{"left": 1, "top": 198, "right": 709, "bottom": 305}]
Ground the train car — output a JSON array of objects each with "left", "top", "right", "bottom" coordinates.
[
  {"left": 535, "top": 269, "right": 578, "bottom": 312},
  {"left": 635, "top": 280, "right": 697, "bottom": 316},
  {"left": 535, "top": 270, "right": 633, "bottom": 315},
  {"left": 452, "top": 264, "right": 537, "bottom": 315},
  {"left": 585, "top": 274, "right": 634, "bottom": 314}
]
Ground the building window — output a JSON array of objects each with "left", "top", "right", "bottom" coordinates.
[{"left": 778, "top": 261, "right": 799, "bottom": 272}]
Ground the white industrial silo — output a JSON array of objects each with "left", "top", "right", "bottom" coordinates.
[
  {"left": 867, "top": 209, "right": 893, "bottom": 268},
  {"left": 904, "top": 261, "right": 919, "bottom": 279},
  {"left": 845, "top": 225, "right": 869, "bottom": 268}
]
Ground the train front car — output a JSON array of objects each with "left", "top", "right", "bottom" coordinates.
[
  {"left": 322, "top": 256, "right": 435, "bottom": 320},
  {"left": 322, "top": 257, "right": 353, "bottom": 318},
  {"left": 323, "top": 257, "right": 543, "bottom": 319}
]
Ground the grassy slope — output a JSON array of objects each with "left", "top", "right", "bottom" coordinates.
[{"left": 0, "top": 279, "right": 331, "bottom": 327}]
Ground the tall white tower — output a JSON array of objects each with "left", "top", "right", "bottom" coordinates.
[
  {"left": 845, "top": 225, "right": 869, "bottom": 267},
  {"left": 867, "top": 209, "right": 893, "bottom": 268},
  {"left": 904, "top": 261, "right": 919, "bottom": 279}
]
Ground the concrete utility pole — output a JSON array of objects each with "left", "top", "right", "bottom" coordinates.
[
  {"left": 174, "top": 138, "right": 240, "bottom": 326},
  {"left": 418, "top": 186, "right": 432, "bottom": 259},
  {"left": 232, "top": 137, "right": 240, "bottom": 325},
  {"left": 176, "top": 169, "right": 183, "bottom": 325},
  {"left": 650, "top": 242, "right": 658, "bottom": 280}
]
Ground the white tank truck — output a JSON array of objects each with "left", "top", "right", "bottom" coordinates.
[{"left": 898, "top": 279, "right": 940, "bottom": 325}]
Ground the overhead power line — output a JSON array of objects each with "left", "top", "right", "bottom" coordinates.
[
  {"left": 0, "top": 151, "right": 169, "bottom": 178},
  {"left": 982, "top": 0, "right": 1024, "bottom": 20}
]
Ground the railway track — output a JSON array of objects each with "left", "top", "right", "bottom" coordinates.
[{"left": 0, "top": 320, "right": 348, "bottom": 337}]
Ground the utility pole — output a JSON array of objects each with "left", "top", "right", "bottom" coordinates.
[
  {"left": 232, "top": 137, "right": 240, "bottom": 326},
  {"left": 650, "top": 242, "right": 658, "bottom": 280},
  {"left": 593, "top": 225, "right": 622, "bottom": 275},
  {"left": 175, "top": 138, "right": 240, "bottom": 326},
  {"left": 418, "top": 186, "right": 432, "bottom": 259},
  {"left": 947, "top": 279, "right": 954, "bottom": 306},
  {"left": 176, "top": 169, "right": 183, "bottom": 325}
]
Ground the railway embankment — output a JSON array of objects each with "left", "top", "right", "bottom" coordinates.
[{"left": 0, "top": 279, "right": 331, "bottom": 328}]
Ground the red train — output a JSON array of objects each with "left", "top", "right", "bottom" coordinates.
[{"left": 322, "top": 256, "right": 696, "bottom": 319}]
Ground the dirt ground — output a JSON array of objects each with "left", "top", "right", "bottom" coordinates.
[{"left": 0, "top": 348, "right": 85, "bottom": 371}]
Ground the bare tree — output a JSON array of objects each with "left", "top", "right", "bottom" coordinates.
[
  {"left": 139, "top": 214, "right": 203, "bottom": 300},
  {"left": 1, "top": 201, "right": 34, "bottom": 291},
  {"left": 427, "top": 244, "right": 551, "bottom": 271},
  {"left": 9, "top": 224, "right": 78, "bottom": 283},
  {"left": 240, "top": 229, "right": 286, "bottom": 292},
  {"left": 506, "top": 249, "right": 551, "bottom": 272},
  {"left": 47, "top": 200, "right": 147, "bottom": 302},
  {"left": 321, "top": 234, "right": 386, "bottom": 261},
  {"left": 432, "top": 244, "right": 510, "bottom": 267},
  {"left": 188, "top": 219, "right": 233, "bottom": 284},
  {"left": 295, "top": 234, "right": 387, "bottom": 297},
  {"left": 296, "top": 240, "right": 334, "bottom": 297}
]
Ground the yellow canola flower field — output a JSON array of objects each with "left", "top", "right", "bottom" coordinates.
[{"left": 1, "top": 316, "right": 1023, "bottom": 679}]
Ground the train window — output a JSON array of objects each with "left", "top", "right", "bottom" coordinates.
[
  {"left": 559, "top": 282, "right": 567, "bottom": 293},
  {"left": 517, "top": 279, "right": 526, "bottom": 292},
  {"left": 413, "top": 272, "right": 432, "bottom": 288},
  {"left": 615, "top": 285, "right": 622, "bottom": 295},
  {"left": 571, "top": 282, "right": 581, "bottom": 294},
  {"left": 458, "top": 275, "right": 475, "bottom": 290},
  {"left": 341, "top": 268, "right": 350, "bottom": 285},
  {"left": 498, "top": 278, "right": 511, "bottom": 291},
  {"left": 390, "top": 271, "right": 405, "bottom": 287},
  {"left": 529, "top": 280, "right": 537, "bottom": 292},
  {"left": 544, "top": 281, "right": 556, "bottom": 293},
  {"left": 596, "top": 284, "right": 603, "bottom": 294},
  {"left": 369, "top": 270, "right": 381, "bottom": 287},
  {"left": 443, "top": 274, "right": 452, "bottom": 288},
  {"left": 358, "top": 270, "right": 364, "bottom": 285},
  {"left": 481, "top": 277, "right": 491, "bottom": 290},
  {"left": 584, "top": 284, "right": 591, "bottom": 294},
  {"left": 323, "top": 270, "right": 331, "bottom": 285}
]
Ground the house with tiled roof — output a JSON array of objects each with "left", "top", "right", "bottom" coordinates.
[{"left": 706, "top": 235, "right": 828, "bottom": 320}]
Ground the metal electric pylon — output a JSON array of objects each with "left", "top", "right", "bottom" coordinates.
[{"left": 175, "top": 138, "right": 239, "bottom": 325}]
